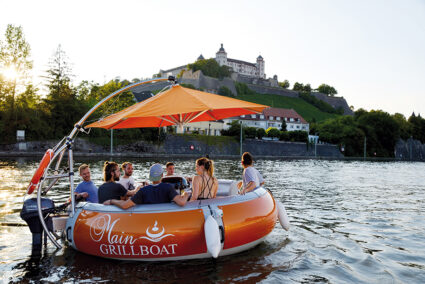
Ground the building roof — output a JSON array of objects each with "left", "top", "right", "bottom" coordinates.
[
  {"left": 263, "top": 107, "right": 307, "bottom": 123},
  {"left": 217, "top": 43, "right": 226, "bottom": 53},
  {"left": 228, "top": 107, "right": 308, "bottom": 124},
  {"left": 257, "top": 55, "right": 263, "bottom": 60},
  {"left": 227, "top": 58, "right": 256, "bottom": 67},
  {"left": 197, "top": 54, "right": 205, "bottom": 60}
]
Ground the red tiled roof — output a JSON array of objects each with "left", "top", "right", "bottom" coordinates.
[{"left": 263, "top": 108, "right": 307, "bottom": 123}]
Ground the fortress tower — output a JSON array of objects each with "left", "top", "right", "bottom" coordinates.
[{"left": 215, "top": 44, "right": 228, "bottom": 66}]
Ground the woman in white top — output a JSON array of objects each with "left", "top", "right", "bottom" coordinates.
[{"left": 239, "top": 152, "right": 264, "bottom": 194}]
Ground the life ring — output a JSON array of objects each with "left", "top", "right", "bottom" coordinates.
[{"left": 26, "top": 149, "right": 54, "bottom": 194}]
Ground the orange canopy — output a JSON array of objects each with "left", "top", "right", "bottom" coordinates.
[{"left": 86, "top": 85, "right": 268, "bottom": 129}]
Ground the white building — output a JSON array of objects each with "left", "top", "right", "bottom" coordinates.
[
  {"left": 223, "top": 107, "right": 309, "bottom": 132},
  {"left": 215, "top": 44, "right": 265, "bottom": 79},
  {"left": 171, "top": 121, "right": 224, "bottom": 136},
  {"left": 159, "top": 44, "right": 266, "bottom": 79}
]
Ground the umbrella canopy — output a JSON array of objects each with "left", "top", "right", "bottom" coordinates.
[{"left": 86, "top": 85, "right": 268, "bottom": 129}]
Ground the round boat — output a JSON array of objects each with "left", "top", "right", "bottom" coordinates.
[
  {"left": 20, "top": 77, "right": 289, "bottom": 260},
  {"left": 66, "top": 185, "right": 277, "bottom": 261}
]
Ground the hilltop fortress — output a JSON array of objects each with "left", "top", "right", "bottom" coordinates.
[{"left": 159, "top": 44, "right": 353, "bottom": 115}]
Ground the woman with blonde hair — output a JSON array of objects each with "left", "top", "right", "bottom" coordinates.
[{"left": 190, "top": 157, "right": 218, "bottom": 200}]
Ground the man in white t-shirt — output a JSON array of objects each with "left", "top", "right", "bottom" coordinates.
[
  {"left": 118, "top": 162, "right": 136, "bottom": 190},
  {"left": 239, "top": 152, "right": 264, "bottom": 194}
]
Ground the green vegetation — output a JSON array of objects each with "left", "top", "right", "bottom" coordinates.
[
  {"left": 299, "top": 92, "right": 344, "bottom": 115},
  {"left": 316, "top": 84, "right": 338, "bottom": 96},
  {"left": 278, "top": 80, "right": 290, "bottom": 89},
  {"left": 187, "top": 58, "right": 231, "bottom": 79},
  {"left": 218, "top": 86, "right": 234, "bottom": 97},
  {"left": 235, "top": 89, "right": 338, "bottom": 122},
  {"left": 221, "top": 120, "right": 307, "bottom": 143},
  {"left": 310, "top": 109, "right": 425, "bottom": 157}
]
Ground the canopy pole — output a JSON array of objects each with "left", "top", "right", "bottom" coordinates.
[{"left": 110, "top": 129, "right": 113, "bottom": 156}]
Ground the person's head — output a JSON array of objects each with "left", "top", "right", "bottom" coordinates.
[
  {"left": 103, "top": 161, "right": 120, "bottom": 182},
  {"left": 165, "top": 162, "right": 175, "bottom": 176},
  {"left": 121, "top": 162, "right": 133, "bottom": 177},
  {"left": 241, "top": 152, "right": 254, "bottom": 168},
  {"left": 196, "top": 157, "right": 214, "bottom": 177},
  {"left": 79, "top": 164, "right": 91, "bottom": 182},
  {"left": 149, "top": 163, "right": 164, "bottom": 184}
]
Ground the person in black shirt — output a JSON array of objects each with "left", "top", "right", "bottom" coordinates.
[
  {"left": 98, "top": 161, "right": 128, "bottom": 203},
  {"left": 103, "top": 164, "right": 187, "bottom": 209}
]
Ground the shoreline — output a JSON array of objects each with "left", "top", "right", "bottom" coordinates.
[{"left": 0, "top": 151, "right": 412, "bottom": 162}]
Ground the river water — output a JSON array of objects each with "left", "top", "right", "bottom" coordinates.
[{"left": 0, "top": 158, "right": 424, "bottom": 283}]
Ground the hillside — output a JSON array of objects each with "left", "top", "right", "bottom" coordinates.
[{"left": 236, "top": 92, "right": 340, "bottom": 122}]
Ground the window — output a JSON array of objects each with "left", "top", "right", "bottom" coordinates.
[
  {"left": 277, "top": 117, "right": 281, "bottom": 121},
  {"left": 290, "top": 118, "right": 294, "bottom": 122},
  {"left": 241, "top": 115, "right": 245, "bottom": 118},
  {"left": 260, "top": 115, "right": 264, "bottom": 119},
  {"left": 270, "top": 116, "right": 274, "bottom": 120},
  {"left": 296, "top": 125, "right": 300, "bottom": 129},
  {"left": 251, "top": 114, "right": 256, "bottom": 118}
]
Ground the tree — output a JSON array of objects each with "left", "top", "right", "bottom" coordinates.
[
  {"left": 43, "top": 45, "right": 86, "bottom": 138},
  {"left": 280, "top": 120, "right": 287, "bottom": 131},
  {"left": 0, "top": 24, "right": 33, "bottom": 140},
  {"left": 188, "top": 58, "right": 231, "bottom": 79},
  {"left": 266, "top": 127, "right": 280, "bottom": 138},
  {"left": 293, "top": 82, "right": 304, "bottom": 91},
  {"left": 218, "top": 86, "right": 234, "bottom": 97},
  {"left": 245, "top": 127, "right": 257, "bottom": 138},
  {"left": 278, "top": 80, "right": 290, "bottom": 89},
  {"left": 221, "top": 120, "right": 243, "bottom": 138},
  {"left": 317, "top": 84, "right": 338, "bottom": 96},
  {"left": 256, "top": 128, "right": 266, "bottom": 139}
]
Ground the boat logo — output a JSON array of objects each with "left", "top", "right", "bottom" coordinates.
[{"left": 139, "top": 220, "right": 174, "bottom": 243}]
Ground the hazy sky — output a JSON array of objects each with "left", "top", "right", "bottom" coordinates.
[{"left": 1, "top": 0, "right": 424, "bottom": 117}]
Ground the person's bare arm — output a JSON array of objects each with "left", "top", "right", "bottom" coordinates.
[
  {"left": 241, "top": 181, "right": 256, "bottom": 194},
  {"left": 104, "top": 199, "right": 135, "bottom": 210},
  {"left": 173, "top": 192, "right": 188, "bottom": 206}
]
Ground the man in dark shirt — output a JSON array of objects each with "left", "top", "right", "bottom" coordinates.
[
  {"left": 103, "top": 164, "right": 187, "bottom": 209},
  {"left": 98, "top": 161, "right": 128, "bottom": 203}
]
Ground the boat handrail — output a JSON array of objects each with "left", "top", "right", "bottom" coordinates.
[{"left": 35, "top": 77, "right": 175, "bottom": 249}]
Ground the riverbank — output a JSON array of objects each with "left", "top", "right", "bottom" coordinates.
[{"left": 1, "top": 135, "right": 422, "bottom": 161}]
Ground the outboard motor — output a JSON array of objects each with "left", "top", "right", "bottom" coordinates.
[{"left": 20, "top": 197, "right": 55, "bottom": 249}]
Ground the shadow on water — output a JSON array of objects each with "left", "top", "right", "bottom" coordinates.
[{"left": 8, "top": 236, "right": 293, "bottom": 283}]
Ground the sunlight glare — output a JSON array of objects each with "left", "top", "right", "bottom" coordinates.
[{"left": 1, "top": 66, "right": 19, "bottom": 81}]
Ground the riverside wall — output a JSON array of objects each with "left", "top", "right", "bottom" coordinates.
[
  {"left": 395, "top": 139, "right": 425, "bottom": 161},
  {"left": 0, "top": 136, "right": 343, "bottom": 159}
]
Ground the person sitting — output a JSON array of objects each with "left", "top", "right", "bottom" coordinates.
[
  {"left": 239, "top": 152, "right": 264, "bottom": 194},
  {"left": 118, "top": 162, "right": 137, "bottom": 190},
  {"left": 74, "top": 164, "right": 98, "bottom": 203},
  {"left": 103, "top": 163, "right": 188, "bottom": 209},
  {"left": 190, "top": 157, "right": 218, "bottom": 201},
  {"left": 98, "top": 161, "right": 131, "bottom": 203},
  {"left": 165, "top": 162, "right": 175, "bottom": 176}
]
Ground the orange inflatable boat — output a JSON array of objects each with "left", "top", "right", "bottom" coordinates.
[
  {"left": 21, "top": 77, "right": 290, "bottom": 260},
  {"left": 66, "top": 183, "right": 278, "bottom": 261}
]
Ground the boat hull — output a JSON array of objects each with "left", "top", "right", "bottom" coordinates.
[{"left": 67, "top": 188, "right": 277, "bottom": 261}]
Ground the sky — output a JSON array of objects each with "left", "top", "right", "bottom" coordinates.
[{"left": 1, "top": 0, "right": 424, "bottom": 118}]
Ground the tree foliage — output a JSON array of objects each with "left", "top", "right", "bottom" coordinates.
[
  {"left": 317, "top": 84, "right": 338, "bottom": 96},
  {"left": 187, "top": 59, "right": 231, "bottom": 79},
  {"left": 218, "top": 86, "right": 234, "bottom": 97},
  {"left": 0, "top": 24, "right": 33, "bottom": 141},
  {"left": 278, "top": 80, "right": 290, "bottom": 89}
]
